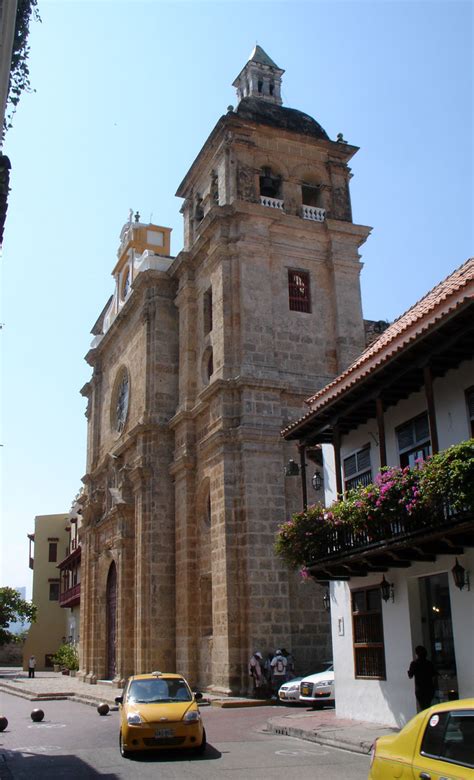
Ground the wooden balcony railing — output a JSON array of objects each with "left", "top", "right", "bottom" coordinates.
[
  {"left": 307, "top": 504, "right": 473, "bottom": 580},
  {"left": 59, "top": 582, "right": 81, "bottom": 608}
]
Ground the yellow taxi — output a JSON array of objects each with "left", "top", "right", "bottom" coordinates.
[
  {"left": 369, "top": 698, "right": 474, "bottom": 779},
  {"left": 115, "top": 671, "right": 206, "bottom": 757}
]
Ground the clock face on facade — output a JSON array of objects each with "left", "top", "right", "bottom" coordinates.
[{"left": 115, "top": 372, "right": 129, "bottom": 432}]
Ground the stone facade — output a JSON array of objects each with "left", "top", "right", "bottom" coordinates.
[{"left": 78, "top": 48, "right": 370, "bottom": 692}]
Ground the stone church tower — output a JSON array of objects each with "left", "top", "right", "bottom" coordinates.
[{"left": 78, "top": 46, "right": 370, "bottom": 693}]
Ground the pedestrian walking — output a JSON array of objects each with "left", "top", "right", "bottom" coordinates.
[
  {"left": 248, "top": 651, "right": 264, "bottom": 698},
  {"left": 407, "top": 645, "right": 437, "bottom": 711},
  {"left": 270, "top": 649, "right": 287, "bottom": 697},
  {"left": 28, "top": 655, "right": 36, "bottom": 679}
]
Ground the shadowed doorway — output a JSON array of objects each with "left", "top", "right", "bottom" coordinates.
[{"left": 106, "top": 562, "right": 117, "bottom": 680}]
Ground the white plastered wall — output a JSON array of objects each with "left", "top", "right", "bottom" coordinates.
[{"left": 331, "top": 549, "right": 474, "bottom": 727}]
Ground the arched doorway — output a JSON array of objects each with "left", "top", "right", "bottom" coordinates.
[{"left": 105, "top": 562, "right": 117, "bottom": 680}]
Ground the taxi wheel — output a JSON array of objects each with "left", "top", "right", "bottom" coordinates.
[
  {"left": 119, "top": 731, "right": 131, "bottom": 758},
  {"left": 195, "top": 728, "right": 207, "bottom": 754}
]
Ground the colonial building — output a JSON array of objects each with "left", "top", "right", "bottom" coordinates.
[
  {"left": 78, "top": 46, "right": 372, "bottom": 692},
  {"left": 283, "top": 259, "right": 474, "bottom": 726},
  {"left": 24, "top": 514, "right": 70, "bottom": 670},
  {"left": 58, "top": 495, "right": 83, "bottom": 645}
]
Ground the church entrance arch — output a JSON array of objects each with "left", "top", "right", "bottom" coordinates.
[{"left": 105, "top": 561, "right": 117, "bottom": 680}]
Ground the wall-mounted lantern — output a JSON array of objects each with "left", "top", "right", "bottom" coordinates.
[
  {"left": 380, "top": 575, "right": 394, "bottom": 603},
  {"left": 284, "top": 458, "right": 300, "bottom": 477},
  {"left": 311, "top": 470, "right": 323, "bottom": 491},
  {"left": 452, "top": 558, "right": 470, "bottom": 591}
]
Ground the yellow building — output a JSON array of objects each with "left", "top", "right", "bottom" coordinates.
[{"left": 23, "top": 514, "right": 70, "bottom": 671}]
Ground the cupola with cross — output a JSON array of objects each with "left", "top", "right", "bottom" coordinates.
[{"left": 232, "top": 44, "right": 284, "bottom": 105}]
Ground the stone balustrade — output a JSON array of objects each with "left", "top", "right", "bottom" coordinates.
[
  {"left": 301, "top": 204, "right": 326, "bottom": 222},
  {"left": 260, "top": 195, "right": 284, "bottom": 210}
]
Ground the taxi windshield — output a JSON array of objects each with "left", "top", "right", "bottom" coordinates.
[{"left": 127, "top": 678, "right": 192, "bottom": 704}]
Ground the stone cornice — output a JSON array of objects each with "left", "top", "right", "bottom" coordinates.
[
  {"left": 82, "top": 418, "right": 171, "bottom": 479},
  {"left": 170, "top": 376, "right": 315, "bottom": 432},
  {"left": 169, "top": 453, "right": 196, "bottom": 477},
  {"left": 84, "top": 268, "right": 172, "bottom": 364}
]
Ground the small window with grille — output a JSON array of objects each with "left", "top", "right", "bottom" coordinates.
[
  {"left": 466, "top": 387, "right": 474, "bottom": 437},
  {"left": 288, "top": 270, "right": 311, "bottom": 313},
  {"left": 396, "top": 412, "right": 431, "bottom": 468},
  {"left": 352, "top": 587, "right": 386, "bottom": 679},
  {"left": 343, "top": 445, "right": 372, "bottom": 492}
]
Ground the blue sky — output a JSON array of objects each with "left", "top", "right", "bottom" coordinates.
[{"left": 1, "top": 1, "right": 472, "bottom": 596}]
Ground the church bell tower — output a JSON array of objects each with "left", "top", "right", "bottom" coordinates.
[{"left": 171, "top": 46, "right": 371, "bottom": 694}]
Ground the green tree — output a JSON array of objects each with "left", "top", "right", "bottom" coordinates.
[
  {"left": 53, "top": 643, "right": 79, "bottom": 671},
  {"left": 0, "top": 587, "right": 37, "bottom": 645},
  {"left": 4, "top": 0, "right": 41, "bottom": 136}
]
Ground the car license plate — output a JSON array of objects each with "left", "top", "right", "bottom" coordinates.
[
  {"left": 280, "top": 692, "right": 286, "bottom": 699},
  {"left": 155, "top": 728, "right": 174, "bottom": 738},
  {"left": 301, "top": 685, "right": 311, "bottom": 696}
]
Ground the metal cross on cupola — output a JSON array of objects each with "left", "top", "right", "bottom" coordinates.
[{"left": 232, "top": 45, "right": 285, "bottom": 106}]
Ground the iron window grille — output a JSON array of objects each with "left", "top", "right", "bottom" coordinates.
[
  {"left": 288, "top": 270, "right": 311, "bottom": 313},
  {"left": 352, "top": 587, "right": 386, "bottom": 680}
]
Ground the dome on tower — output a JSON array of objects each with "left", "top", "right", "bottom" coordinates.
[
  {"left": 236, "top": 96, "right": 330, "bottom": 141},
  {"left": 232, "top": 46, "right": 329, "bottom": 140}
]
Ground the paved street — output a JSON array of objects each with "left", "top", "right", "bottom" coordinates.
[{"left": 0, "top": 692, "right": 370, "bottom": 778}]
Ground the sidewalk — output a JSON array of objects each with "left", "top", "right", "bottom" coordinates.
[
  {"left": 0, "top": 668, "right": 397, "bottom": 755},
  {"left": 265, "top": 707, "right": 397, "bottom": 755}
]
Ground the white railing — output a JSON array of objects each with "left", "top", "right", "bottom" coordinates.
[
  {"left": 301, "top": 205, "right": 326, "bottom": 222},
  {"left": 260, "top": 196, "right": 284, "bottom": 210}
]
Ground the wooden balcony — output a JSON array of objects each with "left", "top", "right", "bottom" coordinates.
[
  {"left": 307, "top": 505, "right": 474, "bottom": 582},
  {"left": 59, "top": 582, "right": 80, "bottom": 608}
]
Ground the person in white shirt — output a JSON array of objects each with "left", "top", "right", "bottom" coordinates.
[
  {"left": 28, "top": 655, "right": 36, "bottom": 679},
  {"left": 270, "top": 650, "right": 287, "bottom": 697}
]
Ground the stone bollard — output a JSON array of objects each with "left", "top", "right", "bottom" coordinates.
[{"left": 30, "top": 709, "right": 44, "bottom": 722}]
